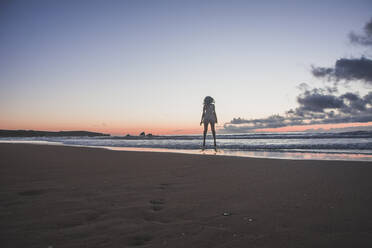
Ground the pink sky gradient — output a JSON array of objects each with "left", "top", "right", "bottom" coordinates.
[{"left": 1, "top": 1, "right": 371, "bottom": 135}]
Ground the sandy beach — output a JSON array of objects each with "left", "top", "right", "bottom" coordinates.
[{"left": 1, "top": 143, "right": 371, "bottom": 248}]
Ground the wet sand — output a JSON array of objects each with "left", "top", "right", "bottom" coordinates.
[{"left": 1, "top": 143, "right": 372, "bottom": 248}]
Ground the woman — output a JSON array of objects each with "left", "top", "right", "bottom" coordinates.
[{"left": 200, "top": 96, "right": 218, "bottom": 150}]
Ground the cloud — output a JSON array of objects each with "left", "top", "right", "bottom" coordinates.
[
  {"left": 297, "top": 90, "right": 345, "bottom": 112},
  {"left": 223, "top": 18, "right": 372, "bottom": 133},
  {"left": 229, "top": 115, "right": 288, "bottom": 129},
  {"left": 223, "top": 89, "right": 372, "bottom": 133},
  {"left": 311, "top": 57, "right": 372, "bottom": 84},
  {"left": 312, "top": 18, "right": 372, "bottom": 85},
  {"left": 349, "top": 18, "right": 372, "bottom": 46}
]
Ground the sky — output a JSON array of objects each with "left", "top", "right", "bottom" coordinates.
[{"left": 1, "top": 0, "right": 372, "bottom": 135}]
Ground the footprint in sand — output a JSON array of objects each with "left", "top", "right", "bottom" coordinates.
[
  {"left": 158, "top": 183, "right": 171, "bottom": 190},
  {"left": 127, "top": 234, "right": 153, "bottom": 246},
  {"left": 149, "top": 199, "right": 165, "bottom": 211},
  {"left": 18, "top": 189, "right": 46, "bottom": 196}
]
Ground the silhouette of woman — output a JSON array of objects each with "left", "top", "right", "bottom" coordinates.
[{"left": 200, "top": 96, "right": 218, "bottom": 150}]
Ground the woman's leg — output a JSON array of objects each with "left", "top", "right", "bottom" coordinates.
[
  {"left": 203, "top": 122, "right": 208, "bottom": 147},
  {"left": 211, "top": 122, "right": 216, "bottom": 148}
]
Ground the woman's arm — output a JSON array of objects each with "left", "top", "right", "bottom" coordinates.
[
  {"left": 200, "top": 105, "right": 205, "bottom": 125},
  {"left": 213, "top": 105, "right": 218, "bottom": 123}
]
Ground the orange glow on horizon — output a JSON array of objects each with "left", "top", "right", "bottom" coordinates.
[
  {"left": 2, "top": 121, "right": 372, "bottom": 136},
  {"left": 0, "top": 121, "right": 204, "bottom": 136}
]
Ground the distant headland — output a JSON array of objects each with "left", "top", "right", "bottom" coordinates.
[{"left": 0, "top": 130, "right": 110, "bottom": 137}]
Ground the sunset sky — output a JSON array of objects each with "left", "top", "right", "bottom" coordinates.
[{"left": 1, "top": 0, "right": 372, "bottom": 135}]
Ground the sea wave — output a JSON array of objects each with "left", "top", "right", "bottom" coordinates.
[
  {"left": 2, "top": 132, "right": 372, "bottom": 154},
  {"left": 107, "top": 131, "right": 372, "bottom": 140}
]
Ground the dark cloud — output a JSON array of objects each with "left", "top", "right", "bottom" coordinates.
[
  {"left": 293, "top": 89, "right": 372, "bottom": 124},
  {"left": 311, "top": 57, "right": 372, "bottom": 84},
  {"left": 297, "top": 91, "right": 345, "bottom": 112},
  {"left": 311, "top": 67, "right": 334, "bottom": 78},
  {"left": 349, "top": 18, "right": 372, "bottom": 46},
  {"left": 229, "top": 115, "right": 288, "bottom": 129},
  {"left": 364, "top": 92, "right": 372, "bottom": 103},
  {"left": 340, "top": 92, "right": 366, "bottom": 112},
  {"left": 312, "top": 18, "right": 372, "bottom": 85},
  {"left": 223, "top": 89, "right": 372, "bottom": 133}
]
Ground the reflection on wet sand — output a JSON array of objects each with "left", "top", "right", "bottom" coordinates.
[
  {"left": 2, "top": 140, "right": 371, "bottom": 162},
  {"left": 104, "top": 146, "right": 372, "bottom": 162}
]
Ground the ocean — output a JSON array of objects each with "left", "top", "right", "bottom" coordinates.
[{"left": 1, "top": 131, "right": 372, "bottom": 161}]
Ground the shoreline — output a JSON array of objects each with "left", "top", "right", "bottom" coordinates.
[
  {"left": 1, "top": 143, "right": 371, "bottom": 248},
  {"left": 1, "top": 140, "right": 372, "bottom": 162}
]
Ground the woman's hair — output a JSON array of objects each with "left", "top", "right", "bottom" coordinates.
[{"left": 203, "top": 96, "right": 215, "bottom": 105}]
